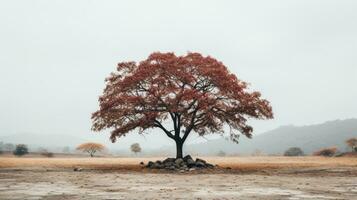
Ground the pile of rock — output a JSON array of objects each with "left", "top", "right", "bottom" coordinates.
[{"left": 145, "top": 155, "right": 214, "bottom": 171}]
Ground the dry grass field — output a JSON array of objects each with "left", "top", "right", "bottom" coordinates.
[
  {"left": 1, "top": 156, "right": 357, "bottom": 172},
  {"left": 1, "top": 156, "right": 357, "bottom": 199}
]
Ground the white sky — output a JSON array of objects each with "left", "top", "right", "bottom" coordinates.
[{"left": 0, "top": 0, "right": 356, "bottom": 149}]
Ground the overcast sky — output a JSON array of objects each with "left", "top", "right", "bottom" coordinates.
[{"left": 0, "top": 0, "right": 356, "bottom": 148}]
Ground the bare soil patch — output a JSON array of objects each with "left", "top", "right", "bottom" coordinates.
[{"left": 0, "top": 156, "right": 356, "bottom": 199}]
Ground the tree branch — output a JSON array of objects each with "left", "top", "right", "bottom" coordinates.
[
  {"left": 181, "top": 107, "right": 199, "bottom": 142},
  {"left": 169, "top": 112, "right": 178, "bottom": 137},
  {"left": 154, "top": 120, "right": 175, "bottom": 139}
]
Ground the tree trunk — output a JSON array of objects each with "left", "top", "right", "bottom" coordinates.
[{"left": 175, "top": 139, "right": 183, "bottom": 159}]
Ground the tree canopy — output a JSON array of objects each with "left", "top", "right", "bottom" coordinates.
[
  {"left": 284, "top": 147, "right": 304, "bottom": 156},
  {"left": 92, "top": 52, "right": 273, "bottom": 158},
  {"left": 76, "top": 142, "right": 105, "bottom": 157},
  {"left": 13, "top": 144, "right": 29, "bottom": 157},
  {"left": 130, "top": 143, "right": 141, "bottom": 155},
  {"left": 346, "top": 137, "right": 357, "bottom": 152}
]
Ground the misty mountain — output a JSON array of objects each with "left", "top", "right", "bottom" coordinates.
[
  {"left": 0, "top": 133, "right": 87, "bottom": 151},
  {"left": 0, "top": 131, "right": 171, "bottom": 153},
  {"left": 1, "top": 119, "right": 356, "bottom": 155},
  {"left": 185, "top": 119, "right": 357, "bottom": 155}
]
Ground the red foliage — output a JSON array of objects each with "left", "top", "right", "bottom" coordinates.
[{"left": 92, "top": 52, "right": 273, "bottom": 156}]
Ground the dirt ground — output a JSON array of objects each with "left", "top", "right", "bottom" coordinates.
[{"left": 0, "top": 156, "right": 357, "bottom": 200}]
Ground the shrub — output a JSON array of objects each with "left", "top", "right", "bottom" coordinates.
[
  {"left": 284, "top": 147, "right": 304, "bottom": 156},
  {"left": 38, "top": 148, "right": 54, "bottom": 157},
  {"left": 13, "top": 144, "right": 29, "bottom": 157},
  {"left": 313, "top": 147, "right": 337, "bottom": 157}
]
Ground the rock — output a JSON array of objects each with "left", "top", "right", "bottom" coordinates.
[
  {"left": 162, "top": 159, "right": 175, "bottom": 167},
  {"left": 189, "top": 167, "right": 196, "bottom": 171},
  {"left": 157, "top": 165, "right": 165, "bottom": 169},
  {"left": 195, "top": 158, "right": 207, "bottom": 164},
  {"left": 206, "top": 163, "right": 214, "bottom": 168},
  {"left": 163, "top": 163, "right": 170, "bottom": 167},
  {"left": 181, "top": 166, "right": 189, "bottom": 171},
  {"left": 153, "top": 161, "right": 163, "bottom": 169},
  {"left": 175, "top": 158, "right": 184, "bottom": 165},
  {"left": 183, "top": 155, "right": 193, "bottom": 162},
  {"left": 73, "top": 167, "right": 82, "bottom": 172},
  {"left": 139, "top": 161, "right": 144, "bottom": 165},
  {"left": 195, "top": 161, "right": 206, "bottom": 168},
  {"left": 186, "top": 159, "right": 196, "bottom": 167},
  {"left": 146, "top": 161, "right": 154, "bottom": 168},
  {"left": 168, "top": 166, "right": 176, "bottom": 170},
  {"left": 163, "top": 158, "right": 175, "bottom": 164}
]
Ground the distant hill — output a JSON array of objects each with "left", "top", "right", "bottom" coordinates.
[
  {"left": 185, "top": 119, "right": 357, "bottom": 155},
  {"left": 0, "top": 133, "right": 83, "bottom": 147},
  {"left": 0, "top": 133, "right": 87, "bottom": 152},
  {"left": 1, "top": 119, "right": 356, "bottom": 155}
]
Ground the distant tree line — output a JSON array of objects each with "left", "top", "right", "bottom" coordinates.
[
  {"left": 1, "top": 136, "right": 356, "bottom": 158},
  {"left": 0, "top": 142, "right": 15, "bottom": 153},
  {"left": 282, "top": 137, "right": 357, "bottom": 157}
]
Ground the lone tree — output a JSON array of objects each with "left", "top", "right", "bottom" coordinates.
[
  {"left": 13, "top": 144, "right": 29, "bottom": 157},
  {"left": 92, "top": 52, "right": 273, "bottom": 158},
  {"left": 130, "top": 143, "right": 141, "bottom": 155},
  {"left": 76, "top": 142, "right": 105, "bottom": 157},
  {"left": 346, "top": 137, "right": 357, "bottom": 152}
]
